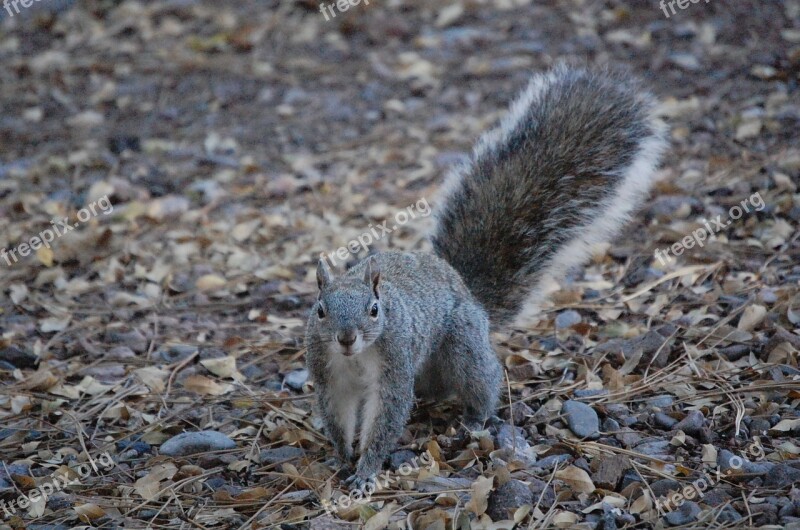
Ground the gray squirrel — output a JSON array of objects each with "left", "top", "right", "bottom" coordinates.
[{"left": 305, "top": 64, "right": 667, "bottom": 488}]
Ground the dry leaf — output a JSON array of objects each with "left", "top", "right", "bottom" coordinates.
[
  {"left": 184, "top": 374, "right": 234, "bottom": 395},
  {"left": 554, "top": 466, "right": 595, "bottom": 494},
  {"left": 40, "top": 316, "right": 71, "bottom": 332},
  {"left": 630, "top": 491, "right": 652, "bottom": 514},
  {"left": 552, "top": 510, "right": 580, "bottom": 527},
  {"left": 196, "top": 274, "right": 227, "bottom": 291},
  {"left": 737, "top": 304, "right": 766, "bottom": 331},
  {"left": 771, "top": 418, "right": 800, "bottom": 432},
  {"left": 36, "top": 247, "right": 54, "bottom": 267},
  {"left": 134, "top": 366, "right": 169, "bottom": 392},
  {"left": 200, "top": 356, "right": 245, "bottom": 381},
  {"left": 22, "top": 368, "right": 58, "bottom": 391},
  {"left": 134, "top": 463, "right": 178, "bottom": 500},
  {"left": 465, "top": 475, "right": 493, "bottom": 515},
  {"left": 74, "top": 503, "right": 106, "bottom": 522},
  {"left": 365, "top": 503, "right": 396, "bottom": 530}
]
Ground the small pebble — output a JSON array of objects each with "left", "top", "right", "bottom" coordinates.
[
  {"left": 283, "top": 369, "right": 309, "bottom": 391},
  {"left": 654, "top": 412, "right": 678, "bottom": 429},
  {"left": 260, "top": 446, "right": 305, "bottom": 465},
  {"left": 487, "top": 480, "right": 533, "bottom": 521},
  {"left": 555, "top": 310, "right": 582, "bottom": 329},
  {"left": 562, "top": 400, "right": 600, "bottom": 439},
  {"left": 664, "top": 501, "right": 701, "bottom": 525},
  {"left": 159, "top": 431, "right": 236, "bottom": 456},
  {"left": 674, "top": 410, "right": 706, "bottom": 437}
]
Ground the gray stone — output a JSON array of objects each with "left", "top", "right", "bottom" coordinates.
[
  {"left": 749, "top": 418, "right": 771, "bottom": 435},
  {"left": 496, "top": 423, "right": 530, "bottom": 452},
  {"left": 650, "top": 479, "right": 681, "bottom": 498},
  {"left": 160, "top": 344, "right": 197, "bottom": 363},
  {"left": 260, "top": 446, "right": 305, "bottom": 465},
  {"left": 600, "top": 509, "right": 618, "bottom": 530},
  {"left": 717, "top": 505, "right": 743, "bottom": 523},
  {"left": 389, "top": 449, "right": 418, "bottom": 470},
  {"left": 674, "top": 410, "right": 706, "bottom": 437},
  {"left": 654, "top": 412, "right": 678, "bottom": 429},
  {"left": 602, "top": 418, "right": 620, "bottom": 432},
  {"left": 763, "top": 464, "right": 800, "bottom": 488},
  {"left": 620, "top": 415, "right": 640, "bottom": 427},
  {"left": 532, "top": 454, "right": 571, "bottom": 470},
  {"left": 528, "top": 477, "right": 556, "bottom": 508},
  {"left": 159, "top": 430, "right": 236, "bottom": 456},
  {"left": 615, "top": 428, "right": 642, "bottom": 448},
  {"left": 634, "top": 439, "right": 671, "bottom": 457},
  {"left": 487, "top": 480, "right": 533, "bottom": 521},
  {"left": 717, "top": 449, "right": 774, "bottom": 476},
  {"left": 647, "top": 395, "right": 675, "bottom": 409},
  {"left": 283, "top": 369, "right": 309, "bottom": 391},
  {"left": 703, "top": 486, "right": 733, "bottom": 506},
  {"left": 592, "top": 454, "right": 630, "bottom": 490},
  {"left": 0, "top": 346, "right": 37, "bottom": 369},
  {"left": 562, "top": 400, "right": 600, "bottom": 439},
  {"left": 502, "top": 401, "right": 534, "bottom": 425},
  {"left": 555, "top": 310, "right": 582, "bottom": 329},
  {"left": 106, "top": 328, "right": 148, "bottom": 353},
  {"left": 605, "top": 404, "right": 631, "bottom": 417},
  {"left": 574, "top": 389, "right": 608, "bottom": 398},
  {"left": 108, "top": 346, "right": 136, "bottom": 360},
  {"left": 664, "top": 500, "right": 701, "bottom": 526}
]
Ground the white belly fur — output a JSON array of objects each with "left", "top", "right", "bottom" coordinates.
[{"left": 326, "top": 347, "right": 382, "bottom": 455}]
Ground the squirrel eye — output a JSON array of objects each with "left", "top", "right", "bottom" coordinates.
[
  {"left": 370, "top": 303, "right": 379, "bottom": 317},
  {"left": 317, "top": 305, "right": 325, "bottom": 319}
]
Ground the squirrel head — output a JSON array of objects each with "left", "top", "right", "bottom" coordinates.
[{"left": 308, "top": 255, "right": 384, "bottom": 357}]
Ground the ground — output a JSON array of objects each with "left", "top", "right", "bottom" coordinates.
[{"left": 0, "top": 0, "right": 799, "bottom": 529}]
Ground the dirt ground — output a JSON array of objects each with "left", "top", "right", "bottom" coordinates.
[{"left": 0, "top": 0, "right": 799, "bottom": 528}]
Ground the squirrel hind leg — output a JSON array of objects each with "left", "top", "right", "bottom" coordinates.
[{"left": 436, "top": 313, "right": 502, "bottom": 430}]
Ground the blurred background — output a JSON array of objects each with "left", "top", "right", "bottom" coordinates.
[{"left": 0, "top": 1, "right": 798, "bottom": 528}]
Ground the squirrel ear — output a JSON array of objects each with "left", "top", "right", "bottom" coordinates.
[
  {"left": 317, "top": 256, "right": 333, "bottom": 290},
  {"left": 363, "top": 256, "right": 381, "bottom": 297}
]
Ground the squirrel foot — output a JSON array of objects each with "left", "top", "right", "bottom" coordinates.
[{"left": 343, "top": 472, "right": 377, "bottom": 493}]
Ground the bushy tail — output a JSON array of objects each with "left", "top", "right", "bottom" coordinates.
[{"left": 431, "top": 64, "right": 668, "bottom": 327}]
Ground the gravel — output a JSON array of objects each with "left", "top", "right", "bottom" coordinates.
[
  {"left": 664, "top": 501, "right": 702, "bottom": 526},
  {"left": 562, "top": 400, "right": 600, "bottom": 439},
  {"left": 487, "top": 480, "right": 533, "bottom": 521},
  {"left": 160, "top": 431, "right": 237, "bottom": 456}
]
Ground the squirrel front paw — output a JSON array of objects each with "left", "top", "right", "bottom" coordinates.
[{"left": 343, "top": 472, "right": 377, "bottom": 493}]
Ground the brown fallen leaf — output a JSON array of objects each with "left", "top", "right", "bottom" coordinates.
[
  {"left": 183, "top": 374, "right": 234, "bottom": 396},
  {"left": 134, "top": 463, "right": 178, "bottom": 500},
  {"left": 200, "top": 356, "right": 245, "bottom": 381},
  {"left": 555, "top": 466, "right": 595, "bottom": 494},
  {"left": 74, "top": 503, "right": 106, "bottom": 522},
  {"left": 465, "top": 475, "right": 493, "bottom": 515}
]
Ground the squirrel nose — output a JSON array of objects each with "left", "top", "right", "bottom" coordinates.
[{"left": 337, "top": 329, "right": 357, "bottom": 347}]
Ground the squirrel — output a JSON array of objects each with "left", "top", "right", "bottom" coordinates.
[{"left": 305, "top": 64, "right": 668, "bottom": 489}]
